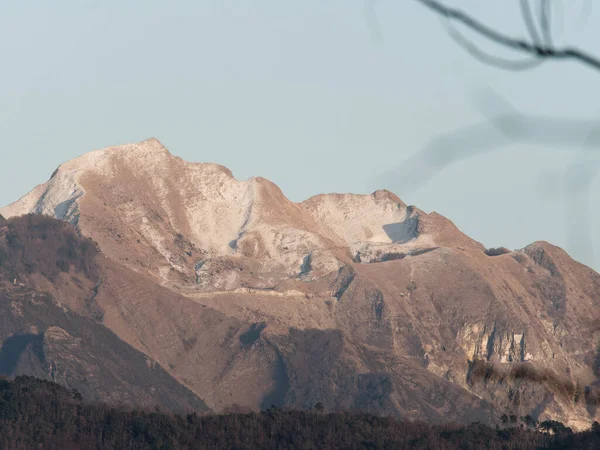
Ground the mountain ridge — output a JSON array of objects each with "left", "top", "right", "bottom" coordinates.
[
  {"left": 1, "top": 138, "right": 599, "bottom": 430},
  {"left": 0, "top": 137, "right": 485, "bottom": 287}
]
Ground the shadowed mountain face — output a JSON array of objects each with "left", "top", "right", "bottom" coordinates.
[
  {"left": 1, "top": 139, "right": 600, "bottom": 429},
  {"left": 0, "top": 215, "right": 208, "bottom": 413}
]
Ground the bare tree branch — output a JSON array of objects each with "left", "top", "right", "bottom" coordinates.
[
  {"left": 375, "top": 86, "right": 600, "bottom": 266},
  {"left": 441, "top": 17, "right": 545, "bottom": 71},
  {"left": 538, "top": 0, "right": 552, "bottom": 46},
  {"left": 362, "top": 1, "right": 600, "bottom": 264},
  {"left": 416, "top": 0, "right": 600, "bottom": 72},
  {"left": 520, "top": 0, "right": 543, "bottom": 46},
  {"left": 364, "top": 0, "right": 384, "bottom": 44}
]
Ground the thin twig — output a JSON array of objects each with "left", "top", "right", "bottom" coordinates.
[
  {"left": 364, "top": 0, "right": 384, "bottom": 44},
  {"left": 538, "top": 0, "right": 552, "bottom": 46},
  {"left": 520, "top": 0, "right": 542, "bottom": 46},
  {"left": 442, "top": 17, "right": 544, "bottom": 71}
]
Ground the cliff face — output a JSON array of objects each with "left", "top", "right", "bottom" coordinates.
[{"left": 2, "top": 139, "right": 599, "bottom": 428}]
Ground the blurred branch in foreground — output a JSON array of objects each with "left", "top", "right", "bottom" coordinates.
[
  {"left": 364, "top": 0, "right": 384, "bottom": 44},
  {"left": 363, "top": 2, "right": 600, "bottom": 264},
  {"left": 416, "top": 0, "right": 600, "bottom": 72},
  {"left": 379, "top": 88, "right": 600, "bottom": 266}
]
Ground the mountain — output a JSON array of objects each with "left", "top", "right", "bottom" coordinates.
[
  {"left": 2, "top": 138, "right": 599, "bottom": 429},
  {"left": 0, "top": 214, "right": 208, "bottom": 413}
]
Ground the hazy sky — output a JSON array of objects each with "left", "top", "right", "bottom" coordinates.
[{"left": 1, "top": 1, "right": 600, "bottom": 269}]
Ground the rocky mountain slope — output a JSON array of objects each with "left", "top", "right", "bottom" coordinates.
[
  {"left": 2, "top": 138, "right": 599, "bottom": 429},
  {"left": 0, "top": 214, "right": 208, "bottom": 413}
]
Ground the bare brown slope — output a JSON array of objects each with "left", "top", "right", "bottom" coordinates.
[
  {"left": 94, "top": 258, "right": 282, "bottom": 411},
  {"left": 0, "top": 284, "right": 209, "bottom": 413},
  {"left": 0, "top": 216, "right": 208, "bottom": 413},
  {"left": 93, "top": 257, "right": 499, "bottom": 424},
  {"left": 1, "top": 140, "right": 600, "bottom": 429},
  {"left": 332, "top": 245, "right": 600, "bottom": 428},
  {"left": 89, "top": 242, "right": 600, "bottom": 427}
]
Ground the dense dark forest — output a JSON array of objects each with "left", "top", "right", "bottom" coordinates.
[
  {"left": 0, "top": 376, "right": 598, "bottom": 450},
  {"left": 0, "top": 213, "right": 98, "bottom": 282}
]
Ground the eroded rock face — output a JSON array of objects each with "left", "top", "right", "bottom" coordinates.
[{"left": 2, "top": 139, "right": 600, "bottom": 429}]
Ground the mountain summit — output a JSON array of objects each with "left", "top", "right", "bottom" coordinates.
[
  {"left": 2, "top": 139, "right": 599, "bottom": 429},
  {"left": 2, "top": 138, "right": 480, "bottom": 288}
]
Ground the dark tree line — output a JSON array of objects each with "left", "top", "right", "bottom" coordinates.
[{"left": 0, "top": 376, "right": 599, "bottom": 450}]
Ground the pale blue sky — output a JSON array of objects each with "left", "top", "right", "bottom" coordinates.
[{"left": 1, "top": 1, "right": 600, "bottom": 269}]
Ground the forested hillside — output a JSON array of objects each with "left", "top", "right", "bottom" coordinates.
[{"left": 0, "top": 376, "right": 599, "bottom": 450}]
